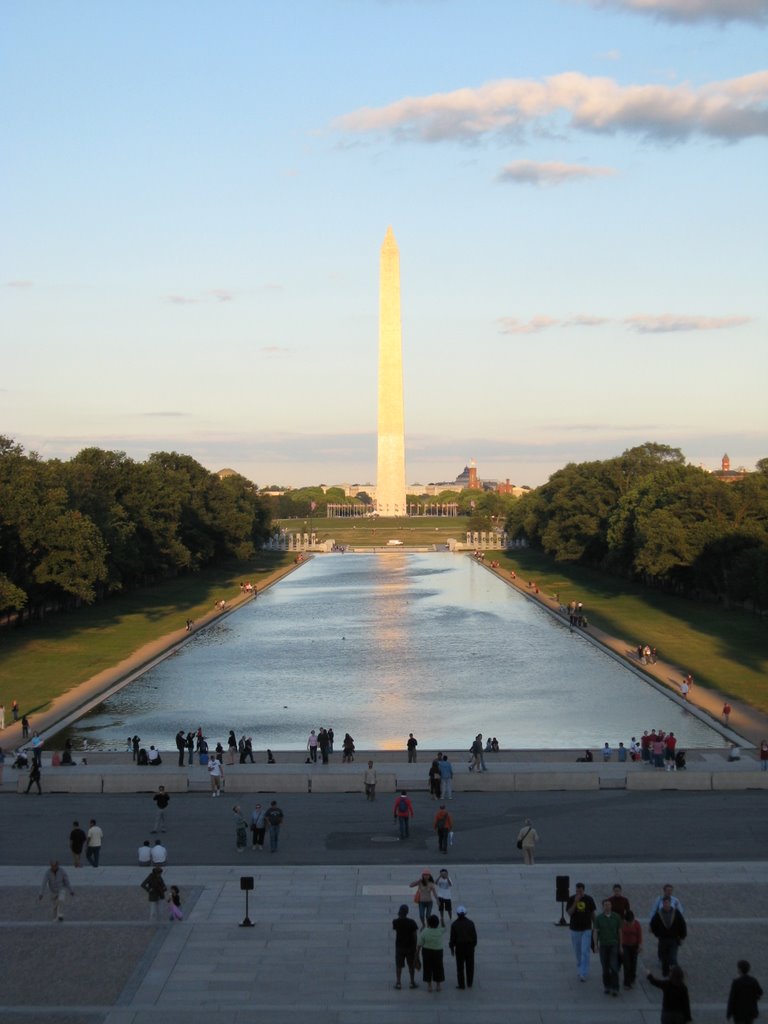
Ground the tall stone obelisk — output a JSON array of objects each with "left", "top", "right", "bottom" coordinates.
[{"left": 376, "top": 226, "right": 407, "bottom": 516}]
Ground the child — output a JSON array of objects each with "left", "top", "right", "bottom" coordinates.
[{"left": 167, "top": 885, "right": 183, "bottom": 922}]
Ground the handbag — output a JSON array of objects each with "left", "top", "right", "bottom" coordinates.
[
  {"left": 413, "top": 889, "right": 421, "bottom": 903},
  {"left": 517, "top": 827, "right": 532, "bottom": 850}
]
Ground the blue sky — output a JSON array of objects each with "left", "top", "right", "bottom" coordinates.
[{"left": 2, "top": 0, "right": 766, "bottom": 489}]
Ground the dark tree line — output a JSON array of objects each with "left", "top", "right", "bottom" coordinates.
[
  {"left": 505, "top": 443, "right": 768, "bottom": 612},
  {"left": 0, "top": 437, "right": 272, "bottom": 619}
]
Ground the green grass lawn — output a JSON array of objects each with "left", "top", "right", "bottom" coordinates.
[
  {"left": 0, "top": 553, "right": 295, "bottom": 717},
  {"left": 276, "top": 515, "right": 474, "bottom": 547},
  {"left": 498, "top": 549, "right": 768, "bottom": 713}
]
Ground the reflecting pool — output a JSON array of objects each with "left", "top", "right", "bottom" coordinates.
[{"left": 61, "top": 552, "right": 724, "bottom": 751}]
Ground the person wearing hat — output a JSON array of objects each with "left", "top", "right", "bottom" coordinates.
[
  {"left": 449, "top": 905, "right": 478, "bottom": 990},
  {"left": 392, "top": 904, "right": 419, "bottom": 990}
]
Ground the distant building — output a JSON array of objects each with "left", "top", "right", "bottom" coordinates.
[{"left": 711, "top": 453, "right": 748, "bottom": 484}]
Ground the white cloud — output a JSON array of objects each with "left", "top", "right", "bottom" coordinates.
[
  {"left": 498, "top": 316, "right": 561, "bottom": 334},
  {"left": 624, "top": 314, "right": 752, "bottom": 332},
  {"left": 5, "top": 280, "right": 33, "bottom": 288},
  {"left": 333, "top": 70, "right": 768, "bottom": 144},
  {"left": 497, "top": 160, "right": 616, "bottom": 185},
  {"left": 563, "top": 314, "right": 612, "bottom": 326},
  {"left": 587, "top": 0, "right": 768, "bottom": 25},
  {"left": 166, "top": 295, "right": 198, "bottom": 305}
]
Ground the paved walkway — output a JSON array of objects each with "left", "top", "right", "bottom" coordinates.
[{"left": 1, "top": 860, "right": 764, "bottom": 1024}]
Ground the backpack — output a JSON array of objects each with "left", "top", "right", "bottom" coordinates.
[{"left": 397, "top": 797, "right": 409, "bottom": 815}]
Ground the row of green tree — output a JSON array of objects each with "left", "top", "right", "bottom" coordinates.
[
  {"left": 505, "top": 443, "right": 768, "bottom": 610},
  {"left": 268, "top": 485, "right": 519, "bottom": 527},
  {"left": 0, "top": 437, "right": 272, "bottom": 618}
]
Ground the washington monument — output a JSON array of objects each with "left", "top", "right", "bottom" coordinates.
[{"left": 376, "top": 226, "right": 407, "bottom": 516}]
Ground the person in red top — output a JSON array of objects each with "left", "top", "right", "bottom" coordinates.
[
  {"left": 723, "top": 702, "right": 732, "bottom": 724},
  {"left": 393, "top": 791, "right": 414, "bottom": 840},
  {"left": 664, "top": 732, "right": 677, "bottom": 769},
  {"left": 607, "top": 884, "right": 631, "bottom": 919},
  {"left": 621, "top": 910, "right": 643, "bottom": 989}
]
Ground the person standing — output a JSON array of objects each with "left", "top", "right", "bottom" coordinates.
[
  {"left": 417, "top": 914, "right": 445, "bottom": 993},
  {"left": 364, "top": 760, "right": 377, "bottom": 801},
  {"left": 409, "top": 871, "right": 437, "bottom": 929},
  {"left": 208, "top": 754, "right": 224, "bottom": 797},
  {"left": 26, "top": 760, "right": 42, "bottom": 794},
  {"left": 30, "top": 732, "right": 43, "bottom": 767},
  {"left": 11, "top": 699, "right": 19, "bottom": 722},
  {"left": 152, "top": 785, "right": 169, "bottom": 833},
  {"left": 428, "top": 759, "right": 442, "bottom": 800},
  {"left": 646, "top": 966, "right": 692, "bottom": 1023},
  {"left": 392, "top": 904, "right": 419, "bottom": 990},
  {"left": 595, "top": 898, "right": 622, "bottom": 997},
  {"left": 727, "top": 960, "right": 763, "bottom": 1024},
  {"left": 265, "top": 800, "right": 284, "bottom": 852},
  {"left": 141, "top": 865, "right": 167, "bottom": 922},
  {"left": 186, "top": 731, "right": 194, "bottom": 765},
  {"left": 393, "top": 791, "right": 414, "bottom": 840},
  {"left": 439, "top": 755, "right": 454, "bottom": 800},
  {"left": 433, "top": 804, "right": 453, "bottom": 854},
  {"left": 250, "top": 803, "right": 266, "bottom": 850},
  {"left": 132, "top": 735, "right": 141, "bottom": 762},
  {"left": 449, "top": 905, "right": 477, "bottom": 990},
  {"left": 175, "top": 729, "right": 186, "bottom": 767},
  {"left": 517, "top": 818, "right": 539, "bottom": 865},
  {"left": 307, "top": 730, "right": 318, "bottom": 763},
  {"left": 69, "top": 821, "right": 87, "bottom": 868},
  {"left": 318, "top": 727, "right": 330, "bottom": 764},
  {"left": 226, "top": 730, "right": 237, "bottom": 765},
  {"left": 0, "top": 703, "right": 4, "bottom": 729},
  {"left": 621, "top": 910, "right": 642, "bottom": 989},
  {"left": 39, "top": 860, "right": 74, "bottom": 921},
  {"left": 86, "top": 819, "right": 103, "bottom": 868},
  {"left": 650, "top": 895, "right": 688, "bottom": 977},
  {"left": 21, "top": 714, "right": 30, "bottom": 740},
  {"left": 566, "top": 882, "right": 596, "bottom": 982},
  {"left": 759, "top": 739, "right": 768, "bottom": 771},
  {"left": 406, "top": 733, "right": 418, "bottom": 763},
  {"left": 233, "top": 805, "right": 248, "bottom": 852}
]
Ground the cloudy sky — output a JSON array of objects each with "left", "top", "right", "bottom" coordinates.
[{"left": 2, "top": 0, "right": 766, "bottom": 489}]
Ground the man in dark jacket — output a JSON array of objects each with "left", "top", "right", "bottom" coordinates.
[
  {"left": 650, "top": 895, "right": 687, "bottom": 977},
  {"left": 727, "top": 960, "right": 763, "bottom": 1024},
  {"left": 449, "top": 905, "right": 478, "bottom": 989}
]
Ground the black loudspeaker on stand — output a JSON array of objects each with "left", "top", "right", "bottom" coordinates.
[
  {"left": 240, "top": 876, "right": 255, "bottom": 927},
  {"left": 555, "top": 875, "right": 569, "bottom": 927}
]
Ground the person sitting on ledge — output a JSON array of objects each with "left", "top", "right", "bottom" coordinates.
[
  {"left": 148, "top": 745, "right": 162, "bottom": 766},
  {"left": 137, "top": 748, "right": 149, "bottom": 766},
  {"left": 728, "top": 742, "right": 741, "bottom": 762},
  {"left": 576, "top": 750, "right": 593, "bottom": 763}
]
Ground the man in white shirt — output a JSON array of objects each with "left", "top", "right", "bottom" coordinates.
[
  {"left": 649, "top": 883, "right": 684, "bottom": 920},
  {"left": 150, "top": 839, "right": 167, "bottom": 866},
  {"left": 39, "top": 860, "right": 74, "bottom": 920},
  {"left": 138, "top": 841, "right": 152, "bottom": 865},
  {"left": 86, "top": 819, "right": 103, "bottom": 868},
  {"left": 208, "top": 756, "right": 224, "bottom": 796}
]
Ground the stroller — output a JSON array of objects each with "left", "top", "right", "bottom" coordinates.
[
  {"left": 13, "top": 749, "right": 29, "bottom": 769},
  {"left": 674, "top": 749, "right": 687, "bottom": 771}
]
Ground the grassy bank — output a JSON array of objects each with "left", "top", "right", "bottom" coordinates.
[
  {"left": 498, "top": 549, "right": 768, "bottom": 713},
  {"left": 0, "top": 553, "right": 295, "bottom": 716}
]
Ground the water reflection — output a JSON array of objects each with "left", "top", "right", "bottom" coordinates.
[{"left": 58, "top": 553, "right": 724, "bottom": 751}]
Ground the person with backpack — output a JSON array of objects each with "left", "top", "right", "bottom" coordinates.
[
  {"left": 393, "top": 791, "right": 414, "bottom": 840},
  {"left": 433, "top": 804, "right": 453, "bottom": 854},
  {"left": 265, "top": 801, "right": 284, "bottom": 852}
]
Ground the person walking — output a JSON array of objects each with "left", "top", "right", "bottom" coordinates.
[
  {"left": 265, "top": 800, "right": 284, "bottom": 852},
  {"left": 435, "top": 868, "right": 453, "bottom": 926},
  {"left": 566, "top": 882, "right": 596, "bottom": 982},
  {"left": 208, "top": 754, "right": 224, "bottom": 796},
  {"left": 25, "top": 760, "right": 42, "bottom": 794},
  {"left": 250, "top": 803, "right": 266, "bottom": 850},
  {"left": 39, "top": 860, "right": 74, "bottom": 921},
  {"left": 86, "top": 819, "right": 103, "bottom": 868},
  {"left": 364, "top": 760, "right": 377, "bottom": 801},
  {"left": 428, "top": 759, "right": 442, "bottom": 800},
  {"left": 433, "top": 804, "right": 453, "bottom": 854},
  {"left": 727, "top": 960, "right": 763, "bottom": 1024},
  {"left": 152, "top": 785, "right": 169, "bottom": 833},
  {"left": 621, "top": 910, "right": 643, "bottom": 989},
  {"left": 409, "top": 871, "right": 437, "bottom": 929},
  {"left": 392, "top": 904, "right": 419, "bottom": 990},
  {"left": 406, "top": 733, "right": 418, "bottom": 763},
  {"left": 393, "top": 791, "right": 414, "bottom": 840},
  {"left": 417, "top": 914, "right": 445, "bottom": 993},
  {"left": 595, "top": 898, "right": 622, "bottom": 997},
  {"left": 69, "top": 821, "right": 87, "bottom": 868},
  {"left": 517, "top": 818, "right": 539, "bottom": 865},
  {"left": 233, "top": 805, "right": 248, "bottom": 853},
  {"left": 650, "top": 895, "right": 688, "bottom": 977},
  {"left": 646, "top": 965, "right": 692, "bottom": 1024},
  {"left": 307, "top": 729, "right": 318, "bottom": 763},
  {"left": 449, "top": 905, "right": 478, "bottom": 990},
  {"left": 141, "top": 865, "right": 167, "bottom": 922}
]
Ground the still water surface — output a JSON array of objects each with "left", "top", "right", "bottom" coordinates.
[{"left": 63, "top": 553, "right": 724, "bottom": 751}]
